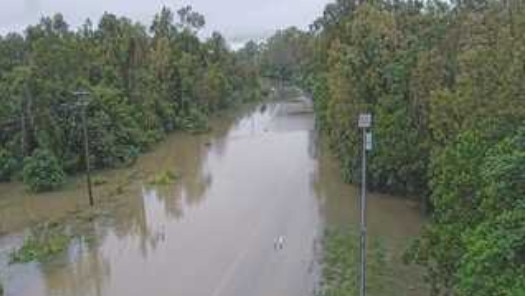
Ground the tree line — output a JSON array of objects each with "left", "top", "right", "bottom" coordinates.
[
  {"left": 260, "top": 0, "right": 524, "bottom": 294},
  {"left": 0, "top": 6, "right": 261, "bottom": 191}
]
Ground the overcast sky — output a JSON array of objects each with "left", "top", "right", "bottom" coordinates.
[{"left": 0, "top": 0, "right": 330, "bottom": 46}]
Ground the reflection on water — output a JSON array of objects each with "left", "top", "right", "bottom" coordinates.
[
  {"left": 0, "top": 98, "right": 424, "bottom": 296},
  {"left": 41, "top": 238, "right": 109, "bottom": 296}
]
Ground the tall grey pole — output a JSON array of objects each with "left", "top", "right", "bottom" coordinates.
[
  {"left": 360, "top": 127, "right": 367, "bottom": 296},
  {"left": 358, "top": 113, "right": 371, "bottom": 296}
]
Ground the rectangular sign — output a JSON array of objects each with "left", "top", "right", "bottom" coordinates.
[{"left": 358, "top": 113, "right": 372, "bottom": 128}]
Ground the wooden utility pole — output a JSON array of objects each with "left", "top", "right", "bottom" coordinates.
[
  {"left": 20, "top": 83, "right": 31, "bottom": 157},
  {"left": 73, "top": 90, "right": 94, "bottom": 206},
  {"left": 20, "top": 99, "right": 26, "bottom": 157}
]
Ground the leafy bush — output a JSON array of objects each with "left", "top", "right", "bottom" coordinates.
[
  {"left": 0, "top": 148, "right": 17, "bottom": 181},
  {"left": 22, "top": 149, "right": 65, "bottom": 192},
  {"left": 176, "top": 107, "right": 209, "bottom": 133},
  {"left": 409, "top": 129, "right": 524, "bottom": 295},
  {"left": 87, "top": 86, "right": 148, "bottom": 169}
]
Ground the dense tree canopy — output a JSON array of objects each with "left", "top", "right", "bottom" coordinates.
[
  {"left": 0, "top": 6, "right": 262, "bottom": 191},
  {"left": 261, "top": 0, "right": 524, "bottom": 294},
  {"left": 260, "top": 27, "right": 313, "bottom": 83}
]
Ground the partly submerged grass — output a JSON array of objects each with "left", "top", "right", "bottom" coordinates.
[
  {"left": 319, "top": 227, "right": 427, "bottom": 296},
  {"left": 9, "top": 222, "right": 70, "bottom": 264},
  {"left": 319, "top": 227, "right": 387, "bottom": 296},
  {"left": 147, "top": 169, "right": 180, "bottom": 185},
  {"left": 9, "top": 208, "right": 105, "bottom": 264},
  {"left": 92, "top": 176, "right": 108, "bottom": 186}
]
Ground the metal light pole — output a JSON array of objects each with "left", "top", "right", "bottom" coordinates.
[
  {"left": 73, "top": 90, "right": 94, "bottom": 207},
  {"left": 358, "top": 113, "right": 372, "bottom": 296}
]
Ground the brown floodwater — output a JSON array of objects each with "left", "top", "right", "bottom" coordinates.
[{"left": 0, "top": 96, "right": 425, "bottom": 296}]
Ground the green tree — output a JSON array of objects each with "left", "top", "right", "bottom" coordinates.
[
  {"left": 0, "top": 5, "right": 261, "bottom": 191},
  {"left": 22, "top": 149, "right": 65, "bottom": 192}
]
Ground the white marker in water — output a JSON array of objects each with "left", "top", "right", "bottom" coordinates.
[{"left": 274, "top": 235, "right": 285, "bottom": 250}]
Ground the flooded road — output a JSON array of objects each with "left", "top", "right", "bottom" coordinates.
[{"left": 0, "top": 96, "right": 425, "bottom": 296}]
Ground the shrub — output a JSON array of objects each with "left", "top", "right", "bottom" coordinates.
[
  {"left": 409, "top": 129, "right": 524, "bottom": 295},
  {"left": 176, "top": 108, "right": 209, "bottom": 133},
  {"left": 22, "top": 149, "right": 65, "bottom": 192},
  {"left": 0, "top": 148, "right": 17, "bottom": 181}
]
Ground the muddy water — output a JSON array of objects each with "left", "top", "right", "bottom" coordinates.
[{"left": 0, "top": 97, "right": 425, "bottom": 296}]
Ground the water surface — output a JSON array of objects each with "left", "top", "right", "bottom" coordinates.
[{"left": 0, "top": 97, "right": 424, "bottom": 296}]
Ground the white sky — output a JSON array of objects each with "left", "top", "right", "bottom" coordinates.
[{"left": 0, "top": 0, "right": 330, "bottom": 45}]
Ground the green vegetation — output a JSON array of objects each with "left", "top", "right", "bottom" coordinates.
[
  {"left": 0, "top": 1, "right": 522, "bottom": 294},
  {"left": 92, "top": 176, "right": 108, "bottom": 186},
  {"left": 0, "top": 148, "right": 17, "bottom": 181},
  {"left": 319, "top": 228, "right": 387, "bottom": 296},
  {"left": 261, "top": 0, "right": 524, "bottom": 295},
  {"left": 147, "top": 169, "right": 181, "bottom": 185},
  {"left": 22, "top": 149, "right": 65, "bottom": 192},
  {"left": 9, "top": 208, "right": 107, "bottom": 264},
  {"left": 0, "top": 5, "right": 261, "bottom": 191},
  {"left": 408, "top": 129, "right": 524, "bottom": 295},
  {"left": 9, "top": 222, "right": 70, "bottom": 263},
  {"left": 260, "top": 28, "right": 312, "bottom": 84}
]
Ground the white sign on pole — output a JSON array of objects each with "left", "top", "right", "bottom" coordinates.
[
  {"left": 366, "top": 132, "right": 372, "bottom": 151},
  {"left": 358, "top": 113, "right": 372, "bottom": 128}
]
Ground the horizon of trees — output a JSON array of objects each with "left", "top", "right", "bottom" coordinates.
[{"left": 0, "top": 5, "right": 262, "bottom": 191}]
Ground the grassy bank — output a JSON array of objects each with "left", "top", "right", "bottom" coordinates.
[{"left": 319, "top": 227, "right": 426, "bottom": 296}]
